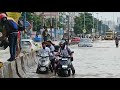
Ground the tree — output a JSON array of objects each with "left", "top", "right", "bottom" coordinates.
[
  {"left": 74, "top": 12, "right": 109, "bottom": 35},
  {"left": 74, "top": 12, "right": 94, "bottom": 35}
]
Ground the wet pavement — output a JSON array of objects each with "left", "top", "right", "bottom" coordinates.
[
  {"left": 0, "top": 47, "right": 10, "bottom": 62},
  {"left": 29, "top": 40, "right": 120, "bottom": 78},
  {"left": 1, "top": 40, "right": 120, "bottom": 78},
  {"left": 70, "top": 40, "right": 120, "bottom": 78}
]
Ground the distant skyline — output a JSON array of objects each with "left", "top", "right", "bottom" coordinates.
[{"left": 89, "top": 12, "right": 120, "bottom": 25}]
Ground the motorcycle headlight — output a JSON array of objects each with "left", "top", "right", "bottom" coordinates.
[{"left": 62, "top": 65, "right": 68, "bottom": 68}]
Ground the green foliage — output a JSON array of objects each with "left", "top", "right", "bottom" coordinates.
[
  {"left": 74, "top": 12, "right": 109, "bottom": 35},
  {"left": 74, "top": 12, "right": 94, "bottom": 34},
  {"left": 32, "top": 14, "right": 42, "bottom": 31}
]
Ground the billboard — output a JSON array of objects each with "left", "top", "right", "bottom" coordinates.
[{"left": 6, "top": 12, "right": 21, "bottom": 23}]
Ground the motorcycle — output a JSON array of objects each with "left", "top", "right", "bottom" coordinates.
[
  {"left": 36, "top": 55, "right": 53, "bottom": 74},
  {"left": 55, "top": 51, "right": 74, "bottom": 77}
]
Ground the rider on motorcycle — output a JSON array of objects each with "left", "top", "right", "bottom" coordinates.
[
  {"left": 57, "top": 40, "right": 75, "bottom": 75},
  {"left": 39, "top": 42, "right": 52, "bottom": 56},
  {"left": 46, "top": 41, "right": 56, "bottom": 70},
  {"left": 38, "top": 42, "right": 53, "bottom": 72}
]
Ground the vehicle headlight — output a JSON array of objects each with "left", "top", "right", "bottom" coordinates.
[{"left": 62, "top": 65, "right": 68, "bottom": 68}]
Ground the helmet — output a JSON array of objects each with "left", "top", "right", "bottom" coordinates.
[
  {"left": 0, "top": 13, "right": 7, "bottom": 20},
  {"left": 59, "top": 40, "right": 65, "bottom": 46}
]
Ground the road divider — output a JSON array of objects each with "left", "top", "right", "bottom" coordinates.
[{"left": 0, "top": 50, "right": 39, "bottom": 78}]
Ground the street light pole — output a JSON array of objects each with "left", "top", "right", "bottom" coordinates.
[
  {"left": 101, "top": 16, "right": 102, "bottom": 35},
  {"left": 55, "top": 15, "right": 57, "bottom": 40},
  {"left": 92, "top": 12, "right": 94, "bottom": 34},
  {"left": 83, "top": 12, "right": 85, "bottom": 38},
  {"left": 23, "top": 12, "right": 26, "bottom": 39},
  {"left": 84, "top": 12, "right": 85, "bottom": 30},
  {"left": 96, "top": 13, "right": 99, "bottom": 35},
  {"left": 105, "top": 18, "right": 107, "bottom": 35},
  {"left": 113, "top": 12, "right": 114, "bottom": 31},
  {"left": 50, "top": 12, "right": 52, "bottom": 40},
  {"left": 41, "top": 12, "right": 44, "bottom": 28},
  {"left": 67, "top": 13, "right": 70, "bottom": 43}
]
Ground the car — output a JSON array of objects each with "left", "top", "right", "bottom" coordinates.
[
  {"left": 78, "top": 38, "right": 93, "bottom": 47},
  {"left": 71, "top": 37, "right": 80, "bottom": 44},
  {"left": 21, "top": 39, "right": 41, "bottom": 53}
]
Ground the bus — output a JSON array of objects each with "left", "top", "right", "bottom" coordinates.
[{"left": 104, "top": 30, "right": 115, "bottom": 40}]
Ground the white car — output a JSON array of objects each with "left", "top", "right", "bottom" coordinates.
[
  {"left": 78, "top": 38, "right": 93, "bottom": 47},
  {"left": 21, "top": 39, "right": 40, "bottom": 53}
]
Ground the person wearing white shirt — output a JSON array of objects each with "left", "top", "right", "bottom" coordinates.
[
  {"left": 39, "top": 42, "right": 52, "bottom": 57},
  {"left": 37, "top": 42, "right": 53, "bottom": 73}
]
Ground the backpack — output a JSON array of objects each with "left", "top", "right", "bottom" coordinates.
[{"left": 6, "top": 17, "right": 18, "bottom": 32}]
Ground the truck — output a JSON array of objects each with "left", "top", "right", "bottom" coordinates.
[{"left": 104, "top": 30, "right": 115, "bottom": 40}]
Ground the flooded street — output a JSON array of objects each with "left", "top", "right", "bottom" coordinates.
[
  {"left": 29, "top": 40, "right": 120, "bottom": 78},
  {"left": 1, "top": 40, "right": 120, "bottom": 78},
  {"left": 70, "top": 40, "right": 120, "bottom": 78}
]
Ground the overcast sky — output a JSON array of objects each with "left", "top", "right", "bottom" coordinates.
[{"left": 89, "top": 12, "right": 120, "bottom": 24}]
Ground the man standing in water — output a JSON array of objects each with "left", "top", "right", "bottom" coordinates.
[{"left": 115, "top": 36, "right": 119, "bottom": 48}]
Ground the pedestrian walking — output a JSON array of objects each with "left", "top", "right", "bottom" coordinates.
[
  {"left": 42, "top": 28, "right": 48, "bottom": 42},
  {"left": 115, "top": 36, "right": 119, "bottom": 48}
]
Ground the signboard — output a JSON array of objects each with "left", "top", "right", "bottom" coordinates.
[
  {"left": 6, "top": 12, "right": 21, "bottom": 23},
  {"left": 83, "top": 29, "right": 86, "bottom": 33},
  {"left": 92, "top": 28, "right": 95, "bottom": 33}
]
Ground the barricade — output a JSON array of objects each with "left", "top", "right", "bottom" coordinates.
[{"left": 15, "top": 57, "right": 28, "bottom": 78}]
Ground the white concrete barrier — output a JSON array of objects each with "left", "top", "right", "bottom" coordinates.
[
  {"left": 15, "top": 57, "right": 28, "bottom": 78},
  {"left": 0, "top": 67, "right": 4, "bottom": 78},
  {"left": 2, "top": 62, "right": 9, "bottom": 78},
  {"left": 0, "top": 50, "right": 39, "bottom": 78},
  {"left": 33, "top": 52, "right": 38, "bottom": 64},
  {"left": 26, "top": 52, "right": 37, "bottom": 68},
  {"left": 3, "top": 61, "right": 19, "bottom": 78},
  {"left": 21, "top": 54, "right": 31, "bottom": 73},
  {"left": 31, "top": 52, "right": 37, "bottom": 65}
]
